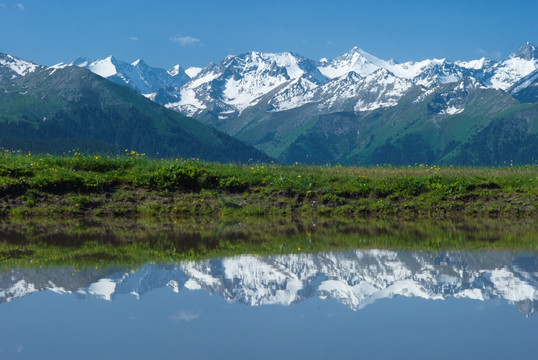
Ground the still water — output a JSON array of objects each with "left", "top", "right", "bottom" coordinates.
[{"left": 0, "top": 250, "right": 536, "bottom": 359}]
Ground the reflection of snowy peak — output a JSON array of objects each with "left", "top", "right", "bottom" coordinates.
[
  {"left": 1, "top": 251, "right": 536, "bottom": 316},
  {"left": 180, "top": 251, "right": 538, "bottom": 314}
]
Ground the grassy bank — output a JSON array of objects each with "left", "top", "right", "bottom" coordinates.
[
  {"left": 1, "top": 151, "right": 536, "bottom": 220},
  {"left": 0, "top": 151, "right": 537, "bottom": 266}
]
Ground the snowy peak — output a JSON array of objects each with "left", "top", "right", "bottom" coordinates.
[
  {"left": 218, "top": 51, "right": 304, "bottom": 112},
  {"left": 513, "top": 42, "right": 538, "bottom": 61},
  {"left": 318, "top": 46, "right": 449, "bottom": 81},
  {"left": 69, "top": 55, "right": 189, "bottom": 94},
  {"left": 411, "top": 61, "right": 468, "bottom": 88},
  {"left": 131, "top": 58, "right": 144, "bottom": 67},
  {"left": 222, "top": 51, "right": 324, "bottom": 82},
  {"left": 169, "top": 50, "right": 329, "bottom": 115},
  {"left": 314, "top": 68, "right": 414, "bottom": 112},
  {"left": 0, "top": 53, "right": 40, "bottom": 79},
  {"left": 69, "top": 56, "right": 120, "bottom": 78},
  {"left": 85, "top": 56, "right": 118, "bottom": 78},
  {"left": 168, "top": 64, "right": 190, "bottom": 78},
  {"left": 456, "top": 57, "right": 493, "bottom": 70},
  {"left": 39, "top": 42, "right": 538, "bottom": 122},
  {"left": 318, "top": 46, "right": 382, "bottom": 78},
  {"left": 486, "top": 45, "right": 538, "bottom": 90}
]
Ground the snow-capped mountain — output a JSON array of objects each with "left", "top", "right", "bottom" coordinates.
[
  {"left": 312, "top": 68, "right": 415, "bottom": 113},
  {"left": 0, "top": 52, "right": 271, "bottom": 163},
  {"left": 482, "top": 42, "right": 538, "bottom": 90},
  {"left": 59, "top": 42, "right": 538, "bottom": 125},
  {"left": 3, "top": 43, "right": 536, "bottom": 165},
  {"left": 425, "top": 77, "right": 488, "bottom": 115},
  {"left": 52, "top": 56, "right": 190, "bottom": 96},
  {"left": 0, "top": 53, "right": 41, "bottom": 82},
  {"left": 1, "top": 251, "right": 536, "bottom": 316},
  {"left": 165, "top": 51, "right": 328, "bottom": 117}
]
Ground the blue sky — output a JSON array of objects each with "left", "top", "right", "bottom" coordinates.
[{"left": 1, "top": 0, "right": 537, "bottom": 70}]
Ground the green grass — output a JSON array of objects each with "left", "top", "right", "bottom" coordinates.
[
  {"left": 0, "top": 151, "right": 536, "bottom": 267},
  {"left": 0, "top": 150, "right": 536, "bottom": 219}
]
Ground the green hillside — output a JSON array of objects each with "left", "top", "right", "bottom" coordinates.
[
  {"left": 227, "top": 80, "right": 538, "bottom": 166},
  {"left": 0, "top": 66, "right": 271, "bottom": 163}
]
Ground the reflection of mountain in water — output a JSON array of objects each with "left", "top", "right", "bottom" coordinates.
[{"left": 1, "top": 250, "right": 537, "bottom": 316}]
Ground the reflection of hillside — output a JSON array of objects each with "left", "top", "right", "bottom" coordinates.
[{"left": 0, "top": 250, "right": 536, "bottom": 316}]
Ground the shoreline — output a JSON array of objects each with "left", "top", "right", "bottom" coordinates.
[{"left": 0, "top": 154, "right": 536, "bottom": 265}]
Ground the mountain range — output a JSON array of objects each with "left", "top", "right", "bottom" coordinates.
[
  {"left": 1, "top": 250, "right": 536, "bottom": 316},
  {"left": 1, "top": 43, "right": 537, "bottom": 164},
  {"left": 0, "top": 53, "right": 270, "bottom": 162}
]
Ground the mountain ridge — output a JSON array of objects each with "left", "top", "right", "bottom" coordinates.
[
  {"left": 0, "top": 54, "right": 271, "bottom": 162},
  {"left": 56, "top": 43, "right": 538, "bottom": 165},
  {"left": 2, "top": 43, "right": 537, "bottom": 165}
]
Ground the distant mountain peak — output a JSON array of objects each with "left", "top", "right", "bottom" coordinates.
[
  {"left": 514, "top": 42, "right": 538, "bottom": 60},
  {"left": 0, "top": 53, "right": 40, "bottom": 77},
  {"left": 131, "top": 58, "right": 145, "bottom": 67},
  {"left": 67, "top": 55, "right": 190, "bottom": 94},
  {"left": 167, "top": 64, "right": 181, "bottom": 76}
]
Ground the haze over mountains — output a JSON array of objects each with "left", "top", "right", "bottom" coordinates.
[{"left": 1, "top": 43, "right": 537, "bottom": 164}]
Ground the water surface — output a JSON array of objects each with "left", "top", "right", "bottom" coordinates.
[{"left": 0, "top": 250, "right": 536, "bottom": 359}]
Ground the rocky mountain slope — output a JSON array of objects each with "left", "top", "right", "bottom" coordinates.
[
  {"left": 0, "top": 53, "right": 271, "bottom": 162},
  {"left": 62, "top": 43, "right": 538, "bottom": 165}
]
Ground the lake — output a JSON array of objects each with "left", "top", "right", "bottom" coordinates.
[{"left": 0, "top": 249, "right": 536, "bottom": 359}]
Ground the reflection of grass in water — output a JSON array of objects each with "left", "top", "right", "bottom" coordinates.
[
  {"left": 0, "top": 153, "right": 536, "bottom": 268},
  {"left": 0, "top": 218, "right": 536, "bottom": 269}
]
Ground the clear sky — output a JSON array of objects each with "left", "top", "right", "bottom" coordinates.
[{"left": 1, "top": 0, "right": 537, "bottom": 70}]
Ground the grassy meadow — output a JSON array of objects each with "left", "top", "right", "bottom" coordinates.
[{"left": 0, "top": 150, "right": 537, "bottom": 266}]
